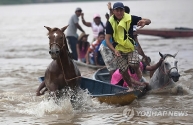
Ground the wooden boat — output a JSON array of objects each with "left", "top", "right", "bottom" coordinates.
[
  {"left": 38, "top": 76, "right": 147, "bottom": 106},
  {"left": 92, "top": 68, "right": 111, "bottom": 83},
  {"left": 73, "top": 60, "right": 104, "bottom": 69},
  {"left": 137, "top": 27, "right": 193, "bottom": 38}
]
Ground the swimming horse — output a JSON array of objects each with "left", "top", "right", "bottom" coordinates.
[
  {"left": 43, "top": 25, "right": 81, "bottom": 96},
  {"left": 149, "top": 52, "right": 182, "bottom": 93}
]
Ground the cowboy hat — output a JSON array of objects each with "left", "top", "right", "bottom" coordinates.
[{"left": 78, "top": 32, "right": 89, "bottom": 41}]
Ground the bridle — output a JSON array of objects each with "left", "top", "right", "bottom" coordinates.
[
  {"left": 49, "top": 34, "right": 65, "bottom": 50},
  {"left": 160, "top": 56, "right": 178, "bottom": 78},
  {"left": 158, "top": 56, "right": 178, "bottom": 90},
  {"left": 49, "top": 34, "right": 69, "bottom": 85}
]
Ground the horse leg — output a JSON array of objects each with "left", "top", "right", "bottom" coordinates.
[{"left": 36, "top": 81, "right": 46, "bottom": 96}]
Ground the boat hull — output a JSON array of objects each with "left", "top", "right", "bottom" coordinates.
[
  {"left": 137, "top": 28, "right": 193, "bottom": 38},
  {"left": 38, "top": 76, "right": 146, "bottom": 106}
]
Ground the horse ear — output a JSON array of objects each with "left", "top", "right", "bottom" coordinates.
[
  {"left": 159, "top": 52, "right": 164, "bottom": 58},
  {"left": 61, "top": 25, "right": 69, "bottom": 33},
  {"left": 44, "top": 26, "right": 51, "bottom": 31},
  {"left": 173, "top": 51, "right": 179, "bottom": 57}
]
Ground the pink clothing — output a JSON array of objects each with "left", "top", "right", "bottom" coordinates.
[
  {"left": 79, "top": 47, "right": 87, "bottom": 58},
  {"left": 111, "top": 62, "right": 144, "bottom": 87}
]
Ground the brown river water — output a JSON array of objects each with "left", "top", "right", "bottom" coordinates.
[{"left": 0, "top": 0, "right": 193, "bottom": 124}]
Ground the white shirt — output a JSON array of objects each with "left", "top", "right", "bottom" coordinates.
[{"left": 91, "top": 22, "right": 105, "bottom": 39}]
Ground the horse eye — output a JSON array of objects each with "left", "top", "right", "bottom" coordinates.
[{"left": 164, "top": 62, "right": 168, "bottom": 66}]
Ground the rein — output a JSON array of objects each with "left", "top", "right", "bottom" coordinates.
[{"left": 50, "top": 34, "right": 69, "bottom": 85}]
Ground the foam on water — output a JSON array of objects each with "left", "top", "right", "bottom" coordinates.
[{"left": 14, "top": 88, "right": 112, "bottom": 117}]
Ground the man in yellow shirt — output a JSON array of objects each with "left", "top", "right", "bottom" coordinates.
[{"left": 105, "top": 2, "right": 151, "bottom": 90}]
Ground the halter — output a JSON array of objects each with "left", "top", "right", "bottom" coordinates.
[
  {"left": 49, "top": 34, "right": 65, "bottom": 50},
  {"left": 49, "top": 34, "right": 70, "bottom": 85}
]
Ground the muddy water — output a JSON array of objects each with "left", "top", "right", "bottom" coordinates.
[{"left": 0, "top": 0, "right": 193, "bottom": 124}]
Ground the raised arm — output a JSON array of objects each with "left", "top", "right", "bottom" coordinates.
[
  {"left": 107, "top": 2, "right": 113, "bottom": 16},
  {"left": 81, "top": 13, "right": 91, "bottom": 27}
]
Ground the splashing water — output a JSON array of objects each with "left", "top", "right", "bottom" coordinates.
[{"left": 14, "top": 87, "right": 112, "bottom": 117}]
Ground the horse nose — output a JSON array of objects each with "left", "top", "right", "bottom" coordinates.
[
  {"left": 170, "top": 72, "right": 180, "bottom": 82},
  {"left": 49, "top": 49, "right": 60, "bottom": 55},
  {"left": 56, "top": 50, "right": 60, "bottom": 54}
]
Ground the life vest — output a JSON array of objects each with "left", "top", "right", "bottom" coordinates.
[{"left": 109, "top": 13, "right": 134, "bottom": 53}]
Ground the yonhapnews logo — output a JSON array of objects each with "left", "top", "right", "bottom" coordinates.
[
  {"left": 123, "top": 108, "right": 188, "bottom": 118},
  {"left": 122, "top": 107, "right": 134, "bottom": 120}
]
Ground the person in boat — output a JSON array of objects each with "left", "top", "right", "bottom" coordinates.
[
  {"left": 85, "top": 31, "right": 105, "bottom": 65},
  {"left": 76, "top": 32, "right": 90, "bottom": 63},
  {"left": 105, "top": 2, "right": 151, "bottom": 89},
  {"left": 99, "top": 37, "right": 117, "bottom": 75},
  {"left": 111, "top": 58, "right": 163, "bottom": 89},
  {"left": 108, "top": 2, "right": 151, "bottom": 65},
  {"left": 81, "top": 13, "right": 106, "bottom": 42},
  {"left": 93, "top": 40, "right": 106, "bottom": 66},
  {"left": 66, "top": 7, "right": 85, "bottom": 60}
]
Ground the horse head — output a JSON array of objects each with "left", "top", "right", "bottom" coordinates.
[
  {"left": 159, "top": 52, "right": 180, "bottom": 82},
  {"left": 44, "top": 26, "right": 69, "bottom": 60}
]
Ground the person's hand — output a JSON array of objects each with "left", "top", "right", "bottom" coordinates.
[
  {"left": 137, "top": 20, "right": 146, "bottom": 29},
  {"left": 114, "top": 50, "right": 121, "bottom": 56},
  {"left": 158, "top": 57, "right": 164, "bottom": 66},
  {"left": 80, "top": 13, "right": 84, "bottom": 17},
  {"left": 107, "top": 2, "right": 112, "bottom": 10},
  {"left": 143, "top": 55, "right": 151, "bottom": 66}
]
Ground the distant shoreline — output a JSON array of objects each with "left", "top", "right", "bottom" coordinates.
[{"left": 0, "top": 0, "right": 121, "bottom": 5}]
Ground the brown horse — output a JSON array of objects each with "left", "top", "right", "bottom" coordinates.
[{"left": 36, "top": 25, "right": 81, "bottom": 96}]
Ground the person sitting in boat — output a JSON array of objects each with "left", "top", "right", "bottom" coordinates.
[
  {"left": 76, "top": 32, "right": 90, "bottom": 63},
  {"left": 93, "top": 41, "right": 105, "bottom": 66},
  {"left": 99, "top": 37, "right": 117, "bottom": 75},
  {"left": 111, "top": 58, "right": 163, "bottom": 90},
  {"left": 81, "top": 13, "right": 106, "bottom": 42},
  {"left": 85, "top": 32, "right": 105, "bottom": 65}
]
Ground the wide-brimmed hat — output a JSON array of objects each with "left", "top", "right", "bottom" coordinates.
[{"left": 78, "top": 32, "right": 89, "bottom": 41}]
